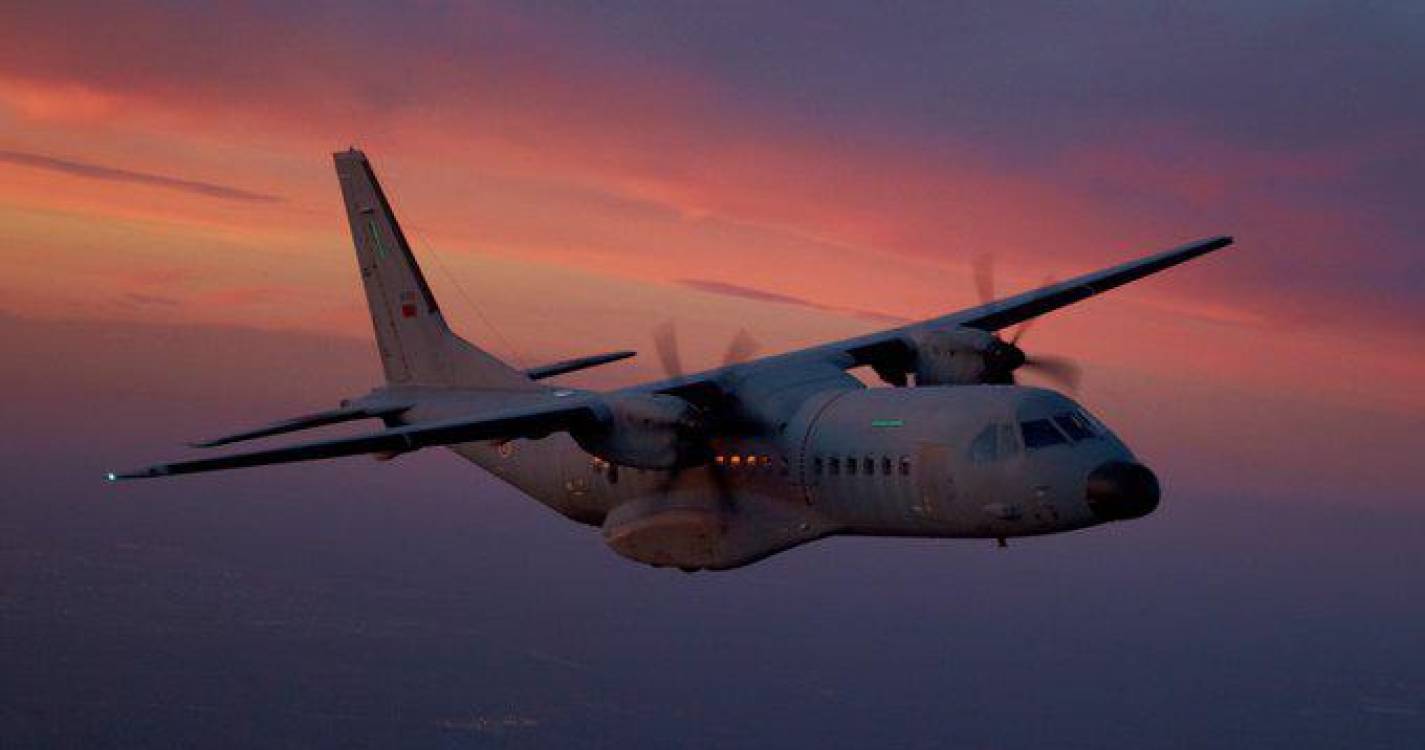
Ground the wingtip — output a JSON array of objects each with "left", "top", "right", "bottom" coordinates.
[{"left": 106, "top": 466, "right": 169, "bottom": 481}]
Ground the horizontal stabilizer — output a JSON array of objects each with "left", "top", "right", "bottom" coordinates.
[
  {"left": 191, "top": 404, "right": 410, "bottom": 448},
  {"left": 525, "top": 351, "right": 636, "bottom": 381},
  {"left": 110, "top": 398, "right": 602, "bottom": 480}
]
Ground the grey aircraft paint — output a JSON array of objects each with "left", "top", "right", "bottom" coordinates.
[{"left": 112, "top": 150, "right": 1228, "bottom": 572}]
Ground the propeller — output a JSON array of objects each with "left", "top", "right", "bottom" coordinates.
[
  {"left": 649, "top": 321, "right": 763, "bottom": 509},
  {"left": 969, "top": 254, "right": 1082, "bottom": 391},
  {"left": 652, "top": 320, "right": 684, "bottom": 380},
  {"left": 653, "top": 321, "right": 761, "bottom": 379}
]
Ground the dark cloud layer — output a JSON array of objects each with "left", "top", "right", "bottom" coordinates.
[
  {"left": 538, "top": 1, "right": 1425, "bottom": 152},
  {"left": 0, "top": 150, "right": 282, "bottom": 203}
]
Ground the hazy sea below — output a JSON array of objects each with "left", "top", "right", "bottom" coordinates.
[{"left": 2, "top": 315, "right": 1422, "bottom": 748}]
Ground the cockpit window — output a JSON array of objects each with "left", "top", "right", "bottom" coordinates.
[
  {"left": 972, "top": 424, "right": 1024, "bottom": 462},
  {"left": 1053, "top": 412, "right": 1098, "bottom": 441},
  {"left": 1021, "top": 419, "right": 1069, "bottom": 449},
  {"left": 997, "top": 424, "right": 1021, "bottom": 457},
  {"left": 969, "top": 426, "right": 998, "bottom": 463}
]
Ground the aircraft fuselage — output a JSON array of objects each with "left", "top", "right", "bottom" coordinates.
[{"left": 433, "top": 383, "right": 1155, "bottom": 570}]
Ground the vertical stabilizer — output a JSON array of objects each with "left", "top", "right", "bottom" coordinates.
[{"left": 333, "top": 149, "right": 538, "bottom": 391}]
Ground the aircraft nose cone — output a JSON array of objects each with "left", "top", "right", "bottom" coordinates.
[{"left": 1086, "top": 461, "right": 1160, "bottom": 521}]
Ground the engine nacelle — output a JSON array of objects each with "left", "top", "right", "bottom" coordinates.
[
  {"left": 908, "top": 327, "right": 1023, "bottom": 386},
  {"left": 573, "top": 394, "right": 706, "bottom": 470}
]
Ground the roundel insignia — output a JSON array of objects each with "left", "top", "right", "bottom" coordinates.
[{"left": 497, "top": 441, "right": 515, "bottom": 459}]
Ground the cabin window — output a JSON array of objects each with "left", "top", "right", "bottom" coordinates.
[
  {"left": 846, "top": 456, "right": 858, "bottom": 476},
  {"left": 882, "top": 456, "right": 893, "bottom": 475},
  {"left": 899, "top": 456, "right": 912, "bottom": 476},
  {"left": 1021, "top": 419, "right": 1069, "bottom": 449},
  {"left": 730, "top": 455, "right": 743, "bottom": 467},
  {"left": 813, "top": 457, "right": 823, "bottom": 475},
  {"left": 829, "top": 457, "right": 840, "bottom": 475},
  {"left": 863, "top": 456, "right": 875, "bottom": 475}
]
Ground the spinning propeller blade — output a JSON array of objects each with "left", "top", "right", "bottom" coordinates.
[
  {"left": 969, "top": 260, "right": 1082, "bottom": 390},
  {"left": 649, "top": 321, "right": 761, "bottom": 509}
]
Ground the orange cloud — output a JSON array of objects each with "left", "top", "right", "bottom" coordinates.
[{"left": 0, "top": 2, "right": 1418, "bottom": 424}]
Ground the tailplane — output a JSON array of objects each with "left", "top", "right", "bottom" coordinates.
[{"left": 334, "top": 149, "right": 538, "bottom": 391}]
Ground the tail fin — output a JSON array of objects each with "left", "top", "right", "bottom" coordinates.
[{"left": 333, "top": 149, "right": 538, "bottom": 391}]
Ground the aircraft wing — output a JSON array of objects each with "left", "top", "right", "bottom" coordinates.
[
  {"left": 638, "top": 235, "right": 1232, "bottom": 395},
  {"left": 923, "top": 235, "right": 1231, "bottom": 333},
  {"left": 834, "top": 235, "right": 1233, "bottom": 368},
  {"left": 109, "top": 397, "right": 602, "bottom": 480}
]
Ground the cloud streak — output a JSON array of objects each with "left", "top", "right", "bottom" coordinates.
[
  {"left": 678, "top": 279, "right": 909, "bottom": 324},
  {"left": 0, "top": 149, "right": 282, "bottom": 203}
]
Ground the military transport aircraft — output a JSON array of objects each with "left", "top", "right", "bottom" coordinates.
[{"left": 110, "top": 149, "right": 1231, "bottom": 571}]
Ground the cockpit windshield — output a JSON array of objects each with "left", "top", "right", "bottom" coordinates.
[
  {"left": 1020, "top": 419, "right": 1068, "bottom": 449},
  {"left": 1054, "top": 411, "right": 1099, "bottom": 441},
  {"left": 1020, "top": 410, "right": 1102, "bottom": 451}
]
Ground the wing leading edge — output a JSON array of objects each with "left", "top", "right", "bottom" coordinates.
[
  {"left": 836, "top": 235, "right": 1233, "bottom": 370},
  {"left": 631, "top": 235, "right": 1233, "bottom": 394},
  {"left": 955, "top": 235, "right": 1233, "bottom": 332}
]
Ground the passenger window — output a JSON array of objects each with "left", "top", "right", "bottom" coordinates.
[
  {"left": 813, "top": 457, "right": 823, "bottom": 475},
  {"left": 899, "top": 456, "right": 911, "bottom": 476},
  {"left": 1054, "top": 413, "right": 1096, "bottom": 441},
  {"left": 882, "top": 456, "right": 892, "bottom": 476},
  {"left": 1021, "top": 419, "right": 1069, "bottom": 449},
  {"left": 969, "top": 426, "right": 998, "bottom": 463},
  {"left": 829, "top": 457, "right": 840, "bottom": 476},
  {"left": 847, "top": 456, "right": 858, "bottom": 476},
  {"left": 863, "top": 456, "right": 874, "bottom": 475}
]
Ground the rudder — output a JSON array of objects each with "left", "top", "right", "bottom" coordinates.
[{"left": 334, "top": 149, "right": 538, "bottom": 391}]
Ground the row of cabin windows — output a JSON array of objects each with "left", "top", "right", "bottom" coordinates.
[
  {"left": 595, "top": 455, "right": 784, "bottom": 471},
  {"left": 812, "top": 455, "right": 912, "bottom": 477},
  {"left": 714, "top": 454, "right": 782, "bottom": 470}
]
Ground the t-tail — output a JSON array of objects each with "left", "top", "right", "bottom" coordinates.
[{"left": 333, "top": 148, "right": 538, "bottom": 391}]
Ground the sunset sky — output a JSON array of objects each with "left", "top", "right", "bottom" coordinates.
[
  {"left": 5, "top": 4, "right": 1425, "bottom": 745},
  {"left": 1, "top": 1, "right": 1421, "bottom": 498}
]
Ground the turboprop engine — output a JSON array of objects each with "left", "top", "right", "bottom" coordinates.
[
  {"left": 907, "top": 327, "right": 1023, "bottom": 386},
  {"left": 867, "top": 325, "right": 1080, "bottom": 390},
  {"left": 573, "top": 393, "right": 707, "bottom": 470}
]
